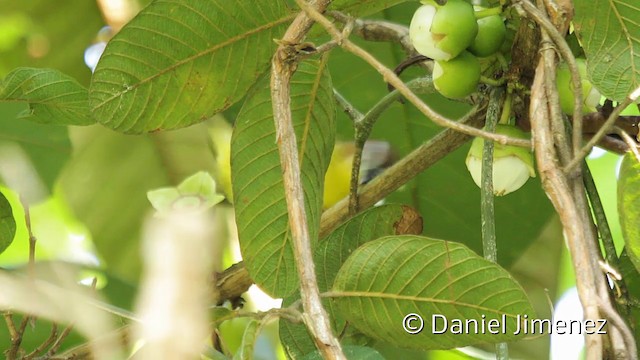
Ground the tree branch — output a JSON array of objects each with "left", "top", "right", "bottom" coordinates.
[
  {"left": 527, "top": 1, "right": 637, "bottom": 356},
  {"left": 321, "top": 105, "right": 486, "bottom": 237},
  {"left": 270, "top": 1, "right": 345, "bottom": 358},
  {"left": 348, "top": 77, "right": 435, "bottom": 214}
]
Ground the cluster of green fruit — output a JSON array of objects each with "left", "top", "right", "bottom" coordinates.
[{"left": 409, "top": 0, "right": 506, "bottom": 99}]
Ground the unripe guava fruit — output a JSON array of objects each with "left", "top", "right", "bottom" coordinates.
[
  {"left": 410, "top": 0, "right": 478, "bottom": 61},
  {"left": 433, "top": 51, "right": 481, "bottom": 99},
  {"left": 468, "top": 14, "right": 506, "bottom": 57}
]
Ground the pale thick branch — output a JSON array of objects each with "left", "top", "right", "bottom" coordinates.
[
  {"left": 530, "top": 59, "right": 603, "bottom": 358},
  {"left": 514, "top": 0, "right": 583, "bottom": 159},
  {"left": 270, "top": 1, "right": 345, "bottom": 359},
  {"left": 529, "top": 1, "right": 637, "bottom": 357}
]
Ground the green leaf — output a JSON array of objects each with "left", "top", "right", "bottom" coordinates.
[
  {"left": 329, "top": 0, "right": 410, "bottom": 17},
  {"left": 618, "top": 249, "right": 640, "bottom": 341},
  {"left": 618, "top": 153, "right": 640, "bottom": 272},
  {"left": 332, "top": 235, "right": 535, "bottom": 350},
  {"left": 0, "top": 68, "right": 93, "bottom": 126},
  {"left": 0, "top": 189, "right": 16, "bottom": 254},
  {"left": 210, "top": 306, "right": 233, "bottom": 323},
  {"left": 301, "top": 346, "right": 385, "bottom": 360},
  {"left": 280, "top": 205, "right": 422, "bottom": 359},
  {"left": 231, "top": 59, "right": 334, "bottom": 297},
  {"left": 0, "top": 103, "right": 71, "bottom": 195},
  {"left": 147, "top": 171, "right": 224, "bottom": 215},
  {"left": 316, "top": 205, "right": 422, "bottom": 294},
  {"left": 233, "top": 319, "right": 260, "bottom": 360},
  {"left": 89, "top": 0, "right": 292, "bottom": 133},
  {"left": 574, "top": 0, "right": 640, "bottom": 101}
]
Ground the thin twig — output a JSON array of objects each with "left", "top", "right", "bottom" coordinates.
[
  {"left": 565, "top": 91, "right": 640, "bottom": 172},
  {"left": 271, "top": 0, "right": 345, "bottom": 358},
  {"left": 481, "top": 88, "right": 502, "bottom": 263},
  {"left": 53, "top": 325, "right": 131, "bottom": 360},
  {"left": 321, "top": 105, "right": 486, "bottom": 237},
  {"left": 4, "top": 310, "right": 31, "bottom": 360},
  {"left": 598, "top": 299, "right": 638, "bottom": 357},
  {"left": 348, "top": 77, "right": 436, "bottom": 214},
  {"left": 615, "top": 127, "right": 640, "bottom": 162},
  {"left": 328, "top": 12, "right": 417, "bottom": 57},
  {"left": 24, "top": 323, "right": 58, "bottom": 359},
  {"left": 482, "top": 88, "right": 509, "bottom": 359},
  {"left": 20, "top": 198, "right": 37, "bottom": 278},
  {"left": 45, "top": 323, "right": 75, "bottom": 358},
  {"left": 44, "top": 279, "right": 99, "bottom": 358},
  {"left": 589, "top": 134, "right": 630, "bottom": 154},
  {"left": 333, "top": 90, "right": 363, "bottom": 122},
  {"left": 582, "top": 164, "right": 619, "bottom": 269},
  {"left": 4, "top": 312, "right": 20, "bottom": 360},
  {"left": 295, "top": 0, "right": 530, "bottom": 148}
]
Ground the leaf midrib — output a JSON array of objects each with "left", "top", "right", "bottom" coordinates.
[{"left": 330, "top": 290, "right": 529, "bottom": 319}]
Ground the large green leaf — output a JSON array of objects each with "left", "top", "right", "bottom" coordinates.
[
  {"left": 232, "top": 59, "right": 334, "bottom": 297},
  {"left": 0, "top": 189, "right": 15, "bottom": 254},
  {"left": 618, "top": 153, "right": 640, "bottom": 272},
  {"left": 329, "top": 0, "right": 410, "bottom": 17},
  {"left": 280, "top": 204, "right": 422, "bottom": 359},
  {"left": 0, "top": 103, "right": 71, "bottom": 194},
  {"left": 332, "top": 235, "right": 535, "bottom": 350},
  {"left": 618, "top": 250, "right": 640, "bottom": 341},
  {"left": 574, "top": 0, "right": 640, "bottom": 101},
  {"left": 89, "top": 0, "right": 293, "bottom": 133},
  {"left": 1, "top": 68, "right": 93, "bottom": 126},
  {"left": 328, "top": 3, "right": 556, "bottom": 266}
]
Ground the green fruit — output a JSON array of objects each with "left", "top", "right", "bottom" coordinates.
[
  {"left": 410, "top": 0, "right": 478, "bottom": 61},
  {"left": 556, "top": 58, "right": 601, "bottom": 115},
  {"left": 433, "top": 51, "right": 480, "bottom": 99},
  {"left": 468, "top": 14, "right": 506, "bottom": 57}
]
